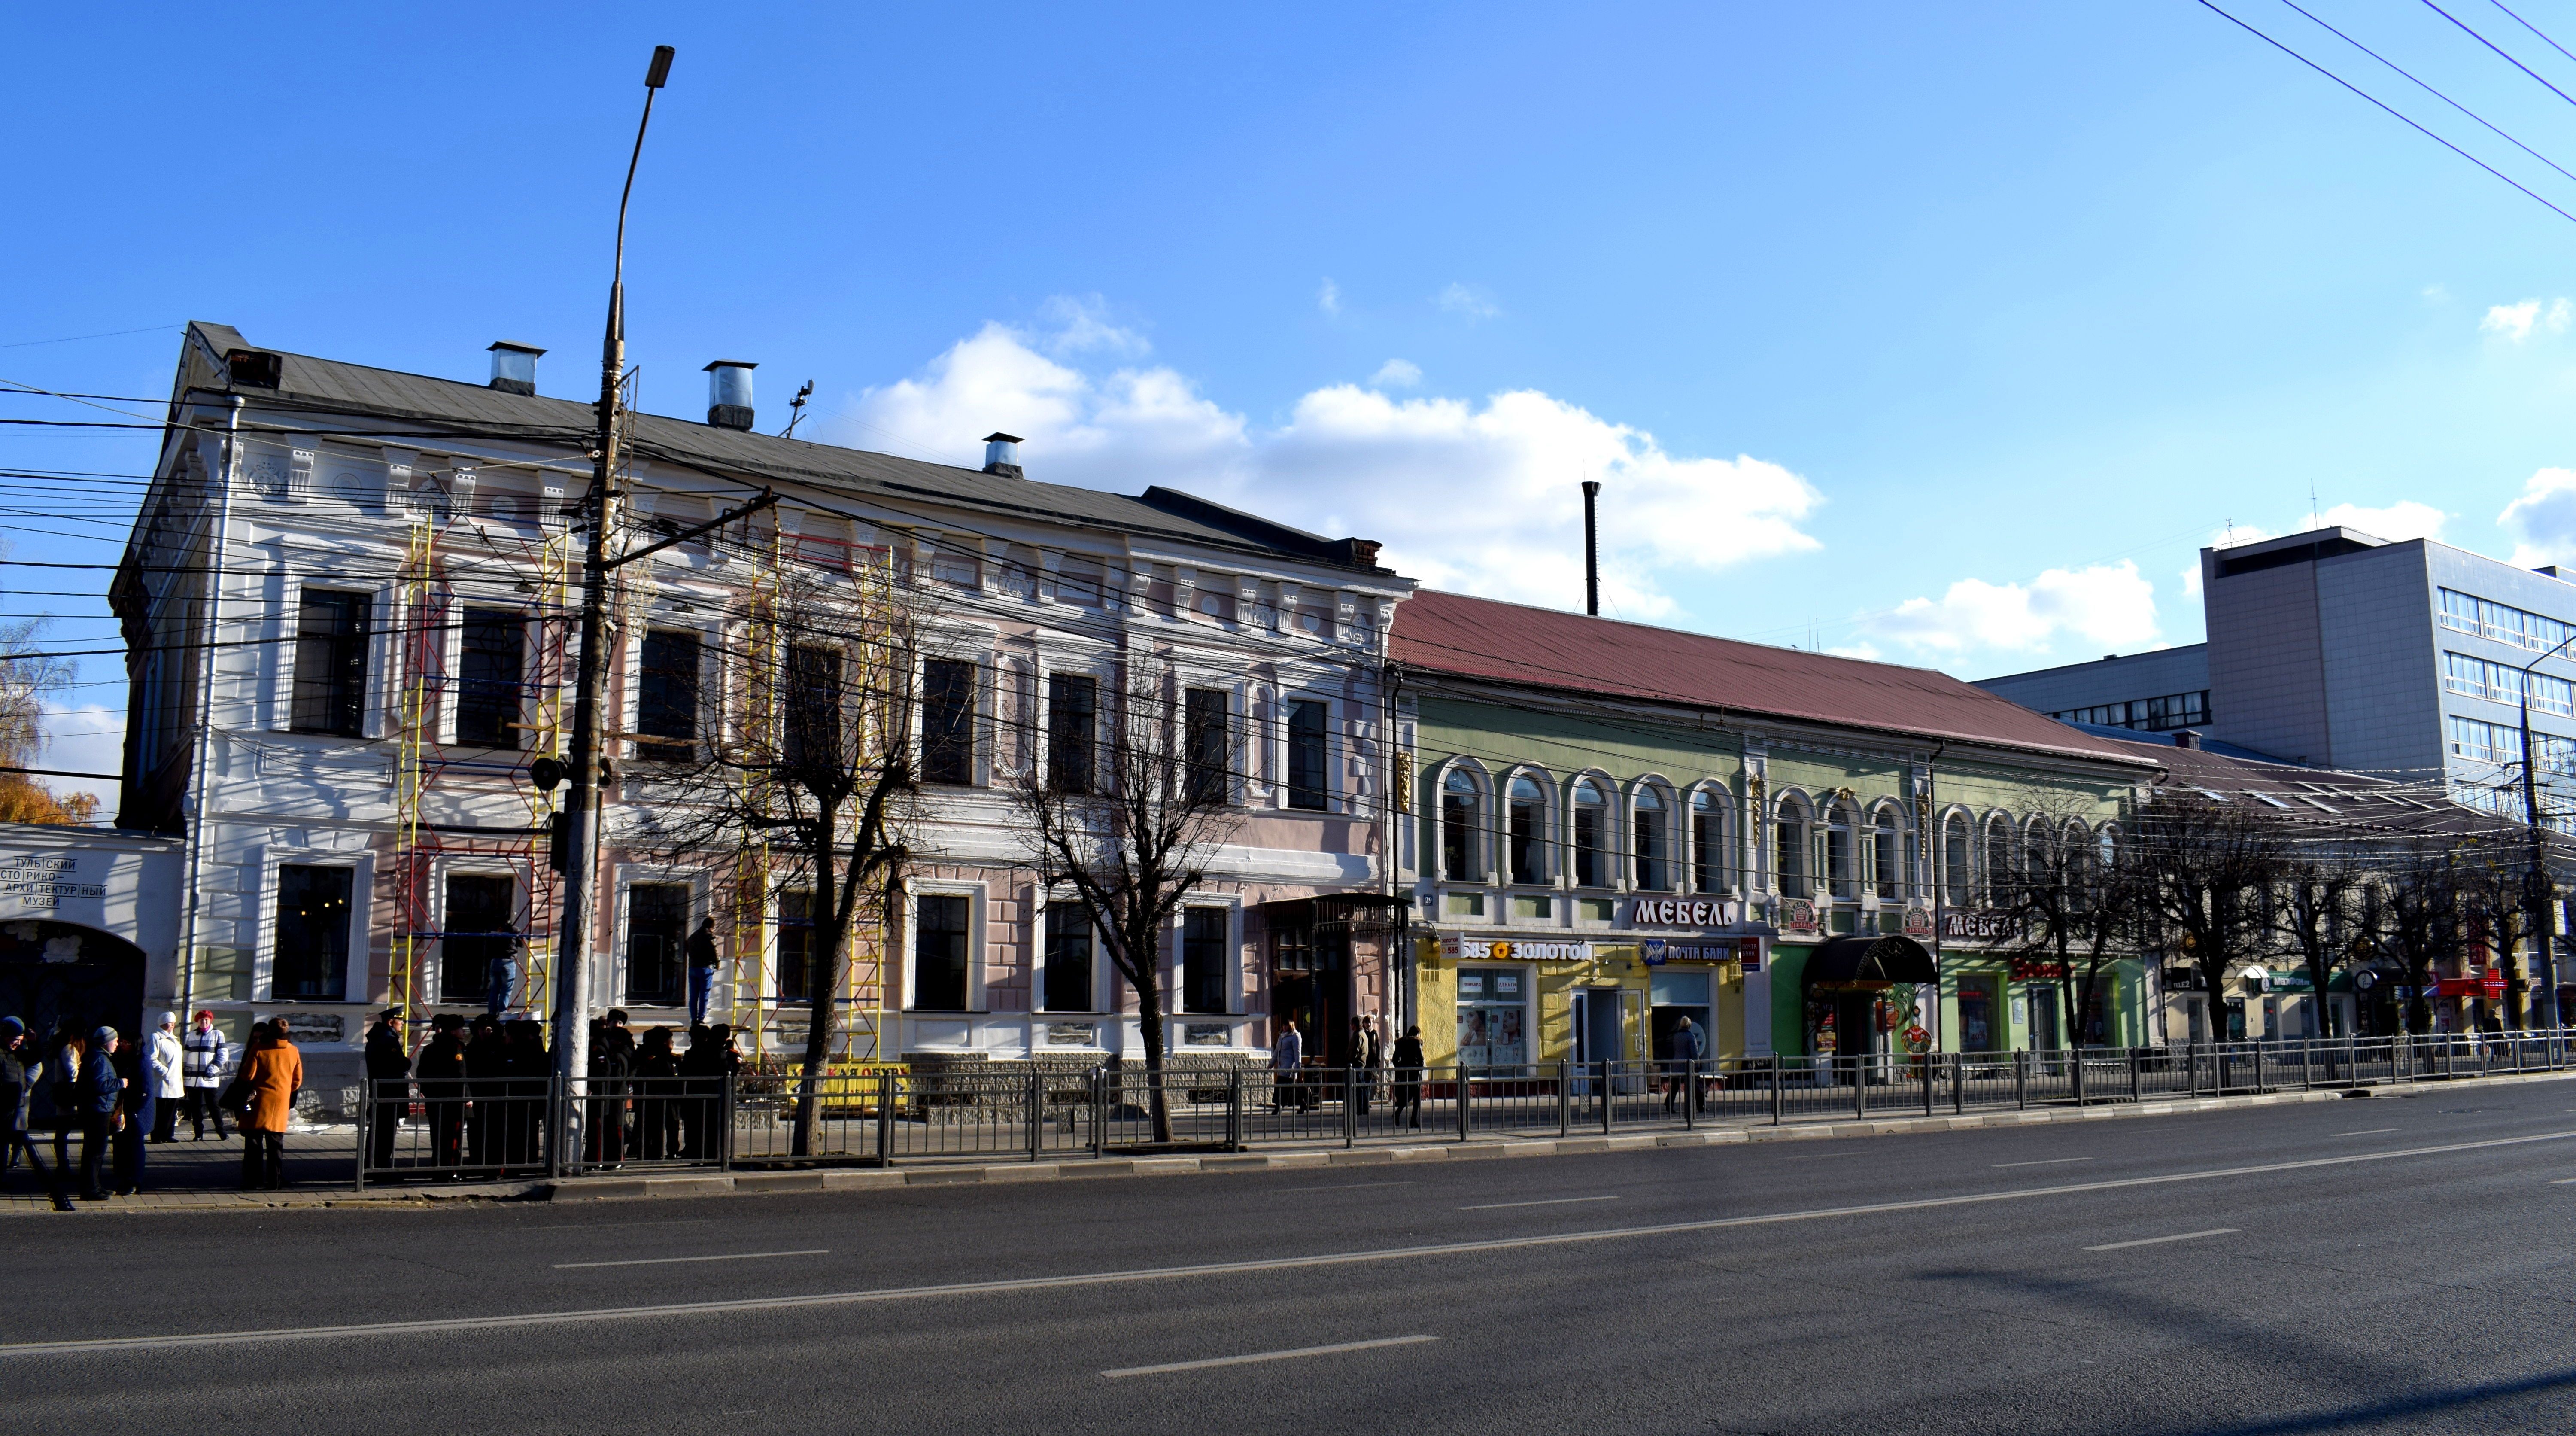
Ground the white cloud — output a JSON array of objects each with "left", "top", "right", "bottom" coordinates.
[
  {"left": 37, "top": 701, "right": 120, "bottom": 821},
  {"left": 2423, "top": 283, "right": 2450, "bottom": 304},
  {"left": 1317, "top": 278, "right": 1341, "bottom": 316},
  {"left": 1370, "top": 358, "right": 1422, "bottom": 388},
  {"left": 1035, "top": 294, "right": 1149, "bottom": 358},
  {"left": 831, "top": 304, "right": 1824, "bottom": 616},
  {"left": 2309, "top": 499, "right": 2446, "bottom": 542},
  {"left": 1867, "top": 561, "right": 2158, "bottom": 658},
  {"left": 2481, "top": 298, "right": 2560, "bottom": 341},
  {"left": 2501, "top": 467, "right": 2576, "bottom": 567},
  {"left": 1436, "top": 283, "right": 1499, "bottom": 320}
]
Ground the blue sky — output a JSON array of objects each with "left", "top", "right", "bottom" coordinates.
[{"left": 18, "top": 1, "right": 2576, "bottom": 808}]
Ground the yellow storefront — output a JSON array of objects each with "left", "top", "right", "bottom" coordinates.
[{"left": 1418, "top": 934, "right": 1710, "bottom": 1071}]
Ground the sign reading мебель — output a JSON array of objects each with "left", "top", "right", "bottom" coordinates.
[
  {"left": 1623, "top": 898, "right": 1739, "bottom": 929},
  {"left": 0, "top": 852, "right": 108, "bottom": 916}
]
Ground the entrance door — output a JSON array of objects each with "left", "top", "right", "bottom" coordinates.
[
  {"left": 2028, "top": 985, "right": 2061, "bottom": 1053},
  {"left": 1572, "top": 988, "right": 1623, "bottom": 1089}
]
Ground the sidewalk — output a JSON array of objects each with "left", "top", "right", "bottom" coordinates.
[{"left": 12, "top": 1068, "right": 2562, "bottom": 1215}]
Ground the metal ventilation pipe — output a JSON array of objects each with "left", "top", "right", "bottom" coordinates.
[{"left": 1581, "top": 480, "right": 1601, "bottom": 617}]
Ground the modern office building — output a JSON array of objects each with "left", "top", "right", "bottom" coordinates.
[{"left": 1977, "top": 526, "right": 2576, "bottom": 823}]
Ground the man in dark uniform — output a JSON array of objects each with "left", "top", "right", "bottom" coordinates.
[
  {"left": 416, "top": 1013, "right": 470, "bottom": 1173},
  {"left": 363, "top": 1008, "right": 410, "bottom": 1174}
]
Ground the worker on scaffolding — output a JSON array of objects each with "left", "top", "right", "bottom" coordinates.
[
  {"left": 488, "top": 932, "right": 525, "bottom": 1020},
  {"left": 686, "top": 916, "right": 722, "bottom": 1028}
]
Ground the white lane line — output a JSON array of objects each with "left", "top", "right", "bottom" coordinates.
[
  {"left": 1279, "top": 1181, "right": 1415, "bottom": 1193},
  {"left": 9, "top": 1128, "right": 2569, "bottom": 1358},
  {"left": 552, "top": 1249, "right": 828, "bottom": 1270},
  {"left": 2085, "top": 1229, "right": 2239, "bottom": 1252},
  {"left": 1778, "top": 1153, "right": 1856, "bottom": 1160},
  {"left": 2332, "top": 1129, "right": 2401, "bottom": 1137},
  {"left": 1992, "top": 1158, "right": 2095, "bottom": 1168},
  {"left": 1457, "top": 1196, "right": 1619, "bottom": 1211},
  {"left": 1102, "top": 1334, "right": 1436, "bottom": 1378},
  {"left": 2551, "top": 1177, "right": 2576, "bottom": 1185}
]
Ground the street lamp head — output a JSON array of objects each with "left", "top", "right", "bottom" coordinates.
[{"left": 646, "top": 45, "right": 675, "bottom": 89}]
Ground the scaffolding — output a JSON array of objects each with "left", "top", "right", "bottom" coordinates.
[
  {"left": 729, "top": 511, "right": 782, "bottom": 1056},
  {"left": 386, "top": 513, "right": 438, "bottom": 1025}
]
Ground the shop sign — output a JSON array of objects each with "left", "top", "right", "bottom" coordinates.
[
  {"left": 276, "top": 1012, "right": 345, "bottom": 1047},
  {"left": 1440, "top": 935, "right": 1594, "bottom": 962},
  {"left": 2435, "top": 970, "right": 2507, "bottom": 999},
  {"left": 1624, "top": 897, "right": 1735, "bottom": 929},
  {"left": 1738, "top": 936, "right": 1763, "bottom": 972},
  {"left": 1941, "top": 910, "right": 2016, "bottom": 942},
  {"left": 2009, "top": 958, "right": 2069, "bottom": 981},
  {"left": 0, "top": 852, "right": 107, "bottom": 915},
  {"left": 1643, "top": 938, "right": 1743, "bottom": 966},
  {"left": 1901, "top": 907, "right": 1934, "bottom": 938},
  {"left": 1779, "top": 899, "right": 1819, "bottom": 934}
]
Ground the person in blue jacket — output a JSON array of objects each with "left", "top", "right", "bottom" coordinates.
[{"left": 79, "top": 1026, "right": 123, "bottom": 1202}]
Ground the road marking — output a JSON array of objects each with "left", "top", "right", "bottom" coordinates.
[
  {"left": 1992, "top": 1158, "right": 2095, "bottom": 1168},
  {"left": 1777, "top": 1153, "right": 1856, "bottom": 1160},
  {"left": 2552, "top": 1177, "right": 2576, "bottom": 1185},
  {"left": 1279, "top": 1181, "right": 1415, "bottom": 1193},
  {"left": 1102, "top": 1334, "right": 1436, "bottom": 1378},
  {"left": 551, "top": 1249, "right": 828, "bottom": 1270},
  {"left": 8, "top": 1129, "right": 2568, "bottom": 1358},
  {"left": 1457, "top": 1196, "right": 1619, "bottom": 1211},
  {"left": 2084, "top": 1229, "right": 2239, "bottom": 1252},
  {"left": 2332, "top": 1129, "right": 2401, "bottom": 1138}
]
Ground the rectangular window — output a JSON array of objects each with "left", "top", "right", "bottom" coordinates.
[
  {"left": 623, "top": 882, "right": 688, "bottom": 1007},
  {"left": 443, "top": 873, "right": 517, "bottom": 1005},
  {"left": 638, "top": 630, "right": 701, "bottom": 759},
  {"left": 455, "top": 608, "right": 525, "bottom": 748},
  {"left": 1182, "top": 907, "right": 1227, "bottom": 1014},
  {"left": 776, "top": 890, "right": 819, "bottom": 1002},
  {"left": 1775, "top": 815, "right": 1804, "bottom": 898},
  {"left": 921, "top": 658, "right": 975, "bottom": 785},
  {"left": 783, "top": 645, "right": 843, "bottom": 772},
  {"left": 1692, "top": 804, "right": 1722, "bottom": 893},
  {"left": 1047, "top": 673, "right": 1097, "bottom": 794},
  {"left": 1185, "top": 688, "right": 1229, "bottom": 804},
  {"left": 1574, "top": 805, "right": 1602, "bottom": 888},
  {"left": 2438, "top": 587, "right": 2575, "bottom": 653},
  {"left": 913, "top": 894, "right": 971, "bottom": 1011},
  {"left": 271, "top": 865, "right": 352, "bottom": 1001},
  {"left": 1042, "top": 902, "right": 1094, "bottom": 1012},
  {"left": 1285, "top": 700, "right": 1329, "bottom": 810},
  {"left": 290, "top": 590, "right": 371, "bottom": 737}
]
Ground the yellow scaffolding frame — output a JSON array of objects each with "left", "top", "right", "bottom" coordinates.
[
  {"left": 515, "top": 526, "right": 573, "bottom": 1020},
  {"left": 387, "top": 513, "right": 436, "bottom": 1023}
]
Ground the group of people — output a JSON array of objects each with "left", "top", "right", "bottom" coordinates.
[
  {"left": 361, "top": 1006, "right": 743, "bottom": 1176},
  {"left": 1267, "top": 1016, "right": 1429, "bottom": 1127},
  {"left": 0, "top": 1010, "right": 304, "bottom": 1199}
]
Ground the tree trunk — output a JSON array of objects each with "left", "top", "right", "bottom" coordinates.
[
  {"left": 1137, "top": 965, "right": 1171, "bottom": 1144},
  {"left": 791, "top": 808, "right": 841, "bottom": 1159}
]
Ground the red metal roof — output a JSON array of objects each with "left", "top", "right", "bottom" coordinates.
[{"left": 1391, "top": 588, "right": 2154, "bottom": 767}]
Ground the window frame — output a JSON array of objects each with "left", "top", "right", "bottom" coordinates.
[
  {"left": 1284, "top": 697, "right": 1331, "bottom": 811},
  {"left": 288, "top": 588, "right": 372, "bottom": 738},
  {"left": 920, "top": 655, "right": 978, "bottom": 786}
]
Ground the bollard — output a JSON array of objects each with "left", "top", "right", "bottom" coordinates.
[
  {"left": 1771, "top": 1053, "right": 1784, "bottom": 1126},
  {"left": 2129, "top": 1047, "right": 2141, "bottom": 1104},
  {"left": 1922, "top": 1053, "right": 1935, "bottom": 1117},
  {"left": 2015, "top": 1049, "right": 2029, "bottom": 1110},
  {"left": 1602, "top": 1062, "right": 1616, "bottom": 1135},
  {"left": 878, "top": 1067, "right": 897, "bottom": 1166},
  {"left": 1029, "top": 1070, "right": 1045, "bottom": 1161},
  {"left": 1457, "top": 1066, "right": 1473, "bottom": 1142},
  {"left": 1345, "top": 1066, "right": 1358, "bottom": 1148},
  {"left": 1558, "top": 1060, "right": 1571, "bottom": 1138},
  {"left": 1854, "top": 1056, "right": 1867, "bottom": 1121},
  {"left": 1226, "top": 1068, "right": 1242, "bottom": 1153},
  {"left": 720, "top": 1074, "right": 735, "bottom": 1172},
  {"left": 1951, "top": 1052, "right": 1965, "bottom": 1114},
  {"left": 1685, "top": 1060, "right": 1698, "bottom": 1130},
  {"left": 355, "top": 1082, "right": 371, "bottom": 1192}
]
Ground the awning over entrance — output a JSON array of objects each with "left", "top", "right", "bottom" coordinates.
[{"left": 1801, "top": 934, "right": 1939, "bottom": 991}]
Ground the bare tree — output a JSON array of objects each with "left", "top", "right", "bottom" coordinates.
[
  {"left": 627, "top": 558, "right": 920, "bottom": 1157},
  {"left": 1997, "top": 799, "right": 2147, "bottom": 1052},
  {"left": 2129, "top": 792, "right": 2288, "bottom": 1044},
  {"left": 1005, "top": 657, "right": 1243, "bottom": 1145},
  {"left": 0, "top": 614, "right": 97, "bottom": 824},
  {"left": 2357, "top": 839, "right": 2467, "bottom": 1037},
  {"left": 2273, "top": 844, "right": 2369, "bottom": 1038}
]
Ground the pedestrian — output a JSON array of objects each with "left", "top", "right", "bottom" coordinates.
[
  {"left": 77, "top": 1026, "right": 121, "bottom": 1202},
  {"left": 1270, "top": 1018, "right": 1303, "bottom": 1110},
  {"left": 686, "top": 916, "right": 722, "bottom": 1028},
  {"left": 1350, "top": 1016, "right": 1378, "bottom": 1117},
  {"left": 1391, "top": 1025, "right": 1425, "bottom": 1129},
  {"left": 584, "top": 1014, "right": 632, "bottom": 1168},
  {"left": 146, "top": 1012, "right": 184, "bottom": 1143},
  {"left": 487, "top": 933, "right": 523, "bottom": 1019},
  {"left": 632, "top": 1025, "right": 678, "bottom": 1159},
  {"left": 47, "top": 1020, "right": 82, "bottom": 1170},
  {"left": 112, "top": 1030, "right": 151, "bottom": 1195},
  {"left": 503, "top": 1020, "right": 548, "bottom": 1167},
  {"left": 181, "top": 1011, "right": 231, "bottom": 1141},
  {"left": 464, "top": 1013, "right": 509, "bottom": 1168},
  {"left": 236, "top": 1019, "right": 302, "bottom": 1191},
  {"left": 677, "top": 1023, "right": 738, "bottom": 1160},
  {"left": 0, "top": 1016, "right": 44, "bottom": 1189},
  {"left": 416, "top": 1013, "right": 470, "bottom": 1173},
  {"left": 1665, "top": 1015, "right": 1705, "bottom": 1114},
  {"left": 363, "top": 1008, "right": 410, "bottom": 1174}
]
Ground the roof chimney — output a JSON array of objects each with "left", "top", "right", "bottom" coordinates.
[
  {"left": 704, "top": 361, "right": 756, "bottom": 430},
  {"left": 487, "top": 341, "right": 544, "bottom": 396},
  {"left": 984, "top": 432, "right": 1023, "bottom": 478},
  {"left": 2173, "top": 729, "right": 2203, "bottom": 750}
]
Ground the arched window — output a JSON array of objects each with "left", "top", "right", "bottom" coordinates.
[
  {"left": 1942, "top": 812, "right": 1972, "bottom": 905},
  {"left": 1572, "top": 778, "right": 1608, "bottom": 888},
  {"left": 1983, "top": 814, "right": 2015, "bottom": 906},
  {"left": 1508, "top": 773, "right": 1546, "bottom": 885},
  {"left": 2064, "top": 819, "right": 2093, "bottom": 912},
  {"left": 1774, "top": 796, "right": 1807, "bottom": 899},
  {"left": 1826, "top": 801, "right": 1859, "bottom": 901},
  {"left": 1634, "top": 785, "right": 1668, "bottom": 891},
  {"left": 1871, "top": 803, "right": 1904, "bottom": 901},
  {"left": 1441, "top": 769, "right": 1482, "bottom": 882},
  {"left": 1691, "top": 789, "right": 1726, "bottom": 893}
]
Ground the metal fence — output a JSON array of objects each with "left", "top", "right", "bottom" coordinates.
[{"left": 336, "top": 1030, "right": 2575, "bottom": 1189}]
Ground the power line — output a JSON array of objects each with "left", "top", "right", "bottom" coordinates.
[
  {"left": 2490, "top": 0, "right": 2576, "bottom": 68},
  {"left": 2420, "top": 0, "right": 2576, "bottom": 110},
  {"left": 2281, "top": 0, "right": 2576, "bottom": 187}
]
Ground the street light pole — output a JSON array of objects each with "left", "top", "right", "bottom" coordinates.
[
  {"left": 553, "top": 44, "right": 676, "bottom": 1160},
  {"left": 2513, "top": 632, "right": 2573, "bottom": 1031}
]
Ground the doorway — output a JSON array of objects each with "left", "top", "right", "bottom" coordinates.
[
  {"left": 1571, "top": 987, "right": 1625, "bottom": 1090},
  {"left": 2028, "top": 984, "right": 2061, "bottom": 1052}
]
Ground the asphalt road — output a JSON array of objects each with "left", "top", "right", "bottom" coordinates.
[{"left": 6, "top": 1079, "right": 2575, "bottom": 1436}]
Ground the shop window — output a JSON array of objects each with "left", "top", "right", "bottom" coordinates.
[
  {"left": 913, "top": 894, "right": 971, "bottom": 1011},
  {"left": 1508, "top": 773, "right": 1546, "bottom": 884},
  {"left": 1043, "top": 902, "right": 1094, "bottom": 1012},
  {"left": 776, "top": 890, "right": 819, "bottom": 1001},
  {"left": 271, "top": 864, "right": 352, "bottom": 1001},
  {"left": 621, "top": 882, "right": 686, "bottom": 1007},
  {"left": 1047, "top": 673, "right": 1097, "bottom": 794},
  {"left": 920, "top": 658, "right": 975, "bottom": 785},
  {"left": 1634, "top": 786, "right": 1668, "bottom": 891},
  {"left": 1441, "top": 769, "right": 1482, "bottom": 882},
  {"left": 783, "top": 645, "right": 844, "bottom": 773},
  {"left": 637, "top": 630, "right": 701, "bottom": 760},
  {"left": 1184, "top": 688, "right": 1229, "bottom": 803},
  {"left": 1182, "top": 907, "right": 1229, "bottom": 1014},
  {"left": 1690, "top": 789, "right": 1725, "bottom": 893},
  {"left": 1573, "top": 779, "right": 1607, "bottom": 888},
  {"left": 1958, "top": 978, "right": 2001, "bottom": 1051},
  {"left": 1285, "top": 699, "right": 1329, "bottom": 810},
  {"left": 1455, "top": 967, "right": 1528, "bottom": 1068},
  {"left": 289, "top": 590, "right": 371, "bottom": 737},
  {"left": 455, "top": 608, "right": 524, "bottom": 749}
]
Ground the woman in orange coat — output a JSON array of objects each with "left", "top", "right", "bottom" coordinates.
[{"left": 236, "top": 1022, "right": 301, "bottom": 1191}]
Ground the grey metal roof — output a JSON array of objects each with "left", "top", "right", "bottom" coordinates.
[{"left": 180, "top": 321, "right": 1390, "bottom": 575}]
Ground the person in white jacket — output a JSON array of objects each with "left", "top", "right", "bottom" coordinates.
[{"left": 147, "top": 1012, "right": 185, "bottom": 1143}]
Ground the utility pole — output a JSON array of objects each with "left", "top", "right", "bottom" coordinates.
[
  {"left": 553, "top": 44, "right": 676, "bottom": 1159},
  {"left": 1580, "top": 480, "right": 1601, "bottom": 617},
  {"left": 2515, "top": 634, "right": 2571, "bottom": 1030}
]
